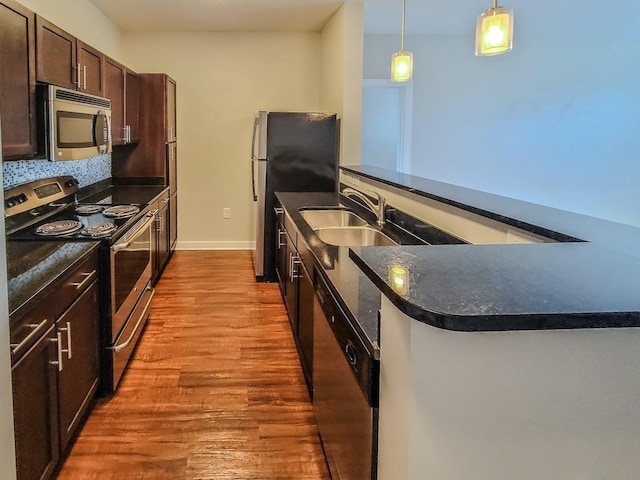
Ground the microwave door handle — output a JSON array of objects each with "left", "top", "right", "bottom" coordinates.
[{"left": 95, "top": 110, "right": 110, "bottom": 153}]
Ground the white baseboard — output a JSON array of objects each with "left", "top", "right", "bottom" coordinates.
[{"left": 175, "top": 240, "right": 255, "bottom": 251}]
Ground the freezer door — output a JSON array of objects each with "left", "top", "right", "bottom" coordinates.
[
  {"left": 252, "top": 111, "right": 268, "bottom": 278},
  {"left": 253, "top": 159, "right": 267, "bottom": 278}
]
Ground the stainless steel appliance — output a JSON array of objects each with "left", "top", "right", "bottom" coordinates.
[
  {"left": 41, "top": 85, "right": 112, "bottom": 161},
  {"left": 251, "top": 111, "right": 338, "bottom": 281},
  {"left": 313, "top": 272, "right": 379, "bottom": 480},
  {"left": 5, "top": 176, "right": 156, "bottom": 394}
]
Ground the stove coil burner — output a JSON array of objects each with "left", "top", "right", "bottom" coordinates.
[
  {"left": 35, "top": 220, "right": 84, "bottom": 237},
  {"left": 102, "top": 205, "right": 140, "bottom": 219},
  {"left": 81, "top": 222, "right": 118, "bottom": 238},
  {"left": 76, "top": 204, "right": 104, "bottom": 215}
]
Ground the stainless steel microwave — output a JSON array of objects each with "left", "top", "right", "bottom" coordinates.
[{"left": 44, "top": 85, "right": 112, "bottom": 161}]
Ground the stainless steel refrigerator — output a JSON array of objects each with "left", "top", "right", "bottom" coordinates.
[{"left": 251, "top": 111, "right": 338, "bottom": 281}]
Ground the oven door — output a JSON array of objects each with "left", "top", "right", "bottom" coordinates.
[{"left": 110, "top": 211, "right": 155, "bottom": 341}]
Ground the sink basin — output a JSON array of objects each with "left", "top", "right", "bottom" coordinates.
[
  {"left": 315, "top": 226, "right": 397, "bottom": 247},
  {"left": 300, "top": 209, "right": 367, "bottom": 229}
]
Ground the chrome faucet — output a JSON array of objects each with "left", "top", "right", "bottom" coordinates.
[{"left": 342, "top": 187, "right": 387, "bottom": 227}]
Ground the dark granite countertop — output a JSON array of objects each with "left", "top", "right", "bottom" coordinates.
[
  {"left": 78, "top": 180, "right": 167, "bottom": 206},
  {"left": 276, "top": 192, "right": 383, "bottom": 353},
  {"left": 350, "top": 243, "right": 640, "bottom": 331},
  {"left": 340, "top": 165, "right": 640, "bottom": 331},
  {"left": 6, "top": 241, "right": 100, "bottom": 318}
]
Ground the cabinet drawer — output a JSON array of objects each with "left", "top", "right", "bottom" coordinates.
[
  {"left": 9, "top": 247, "right": 99, "bottom": 364},
  {"left": 54, "top": 248, "right": 99, "bottom": 316}
]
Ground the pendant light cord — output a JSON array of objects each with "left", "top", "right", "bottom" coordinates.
[{"left": 401, "top": 0, "right": 406, "bottom": 51}]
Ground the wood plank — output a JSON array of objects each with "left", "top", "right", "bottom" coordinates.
[{"left": 56, "top": 251, "right": 329, "bottom": 480}]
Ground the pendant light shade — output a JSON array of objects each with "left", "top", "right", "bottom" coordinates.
[
  {"left": 475, "top": 0, "right": 514, "bottom": 56},
  {"left": 391, "top": 50, "right": 413, "bottom": 82},
  {"left": 391, "top": 0, "right": 412, "bottom": 82}
]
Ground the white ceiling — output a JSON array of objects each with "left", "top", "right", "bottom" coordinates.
[
  {"left": 88, "top": 0, "right": 345, "bottom": 33},
  {"left": 87, "top": 0, "right": 488, "bottom": 35},
  {"left": 88, "top": 1, "right": 618, "bottom": 36}
]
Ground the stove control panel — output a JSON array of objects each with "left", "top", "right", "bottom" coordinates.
[{"left": 4, "top": 176, "right": 79, "bottom": 217}]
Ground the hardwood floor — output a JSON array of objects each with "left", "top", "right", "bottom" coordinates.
[{"left": 56, "top": 251, "right": 330, "bottom": 480}]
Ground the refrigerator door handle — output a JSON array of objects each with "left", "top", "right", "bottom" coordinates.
[
  {"left": 251, "top": 158, "right": 257, "bottom": 202},
  {"left": 251, "top": 116, "right": 260, "bottom": 201},
  {"left": 251, "top": 117, "right": 259, "bottom": 160}
]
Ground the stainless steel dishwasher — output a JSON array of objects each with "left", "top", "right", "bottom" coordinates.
[{"left": 313, "top": 271, "right": 379, "bottom": 480}]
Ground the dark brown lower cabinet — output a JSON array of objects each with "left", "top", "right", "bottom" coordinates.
[
  {"left": 12, "top": 325, "right": 59, "bottom": 480},
  {"left": 56, "top": 282, "right": 100, "bottom": 451},
  {"left": 11, "top": 278, "right": 100, "bottom": 480}
]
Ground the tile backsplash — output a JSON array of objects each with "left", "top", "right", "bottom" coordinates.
[{"left": 3, "top": 154, "right": 111, "bottom": 190}]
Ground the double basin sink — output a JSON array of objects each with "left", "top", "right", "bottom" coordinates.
[{"left": 300, "top": 208, "right": 397, "bottom": 247}]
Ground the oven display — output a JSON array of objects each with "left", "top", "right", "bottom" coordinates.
[{"left": 34, "top": 183, "right": 62, "bottom": 199}]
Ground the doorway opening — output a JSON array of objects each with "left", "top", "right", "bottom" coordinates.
[{"left": 361, "top": 79, "right": 413, "bottom": 173}]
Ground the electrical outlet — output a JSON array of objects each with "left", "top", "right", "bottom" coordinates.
[{"left": 223, "top": 208, "right": 231, "bottom": 219}]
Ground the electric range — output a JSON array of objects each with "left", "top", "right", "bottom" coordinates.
[{"left": 5, "top": 176, "right": 159, "bottom": 394}]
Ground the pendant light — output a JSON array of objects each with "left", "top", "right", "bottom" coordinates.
[
  {"left": 391, "top": 0, "right": 412, "bottom": 82},
  {"left": 475, "top": 0, "right": 514, "bottom": 56}
]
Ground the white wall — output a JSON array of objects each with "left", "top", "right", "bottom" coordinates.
[
  {"left": 320, "top": 1, "right": 364, "bottom": 166},
  {"left": 379, "top": 296, "right": 640, "bottom": 479},
  {"left": 122, "top": 32, "right": 322, "bottom": 249},
  {"left": 363, "top": 2, "right": 640, "bottom": 227}
]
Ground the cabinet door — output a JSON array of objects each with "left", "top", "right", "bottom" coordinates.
[
  {"left": 0, "top": 0, "right": 37, "bottom": 159},
  {"left": 36, "top": 16, "right": 76, "bottom": 89},
  {"left": 275, "top": 216, "right": 287, "bottom": 297},
  {"left": 166, "top": 76, "right": 177, "bottom": 142},
  {"left": 156, "top": 203, "right": 170, "bottom": 273},
  {"left": 297, "top": 263, "right": 314, "bottom": 394},
  {"left": 125, "top": 69, "right": 140, "bottom": 143},
  {"left": 12, "top": 325, "right": 59, "bottom": 480},
  {"left": 104, "top": 57, "right": 125, "bottom": 145},
  {"left": 77, "top": 40, "right": 104, "bottom": 96},
  {"left": 56, "top": 281, "right": 100, "bottom": 451},
  {"left": 169, "top": 192, "right": 178, "bottom": 252},
  {"left": 167, "top": 142, "right": 177, "bottom": 194},
  {"left": 284, "top": 233, "right": 298, "bottom": 334}
]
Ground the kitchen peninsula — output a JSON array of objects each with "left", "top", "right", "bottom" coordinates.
[
  {"left": 278, "top": 164, "right": 640, "bottom": 480},
  {"left": 340, "top": 165, "right": 640, "bottom": 480}
]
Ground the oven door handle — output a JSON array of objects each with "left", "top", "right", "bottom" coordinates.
[
  {"left": 112, "top": 287, "right": 154, "bottom": 353},
  {"left": 112, "top": 212, "right": 156, "bottom": 252}
]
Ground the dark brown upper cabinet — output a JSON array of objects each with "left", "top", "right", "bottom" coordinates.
[
  {"left": 104, "top": 57, "right": 125, "bottom": 145},
  {"left": 112, "top": 74, "right": 177, "bottom": 181},
  {"left": 166, "top": 76, "right": 177, "bottom": 142},
  {"left": 125, "top": 69, "right": 140, "bottom": 143},
  {"left": 36, "top": 16, "right": 104, "bottom": 97},
  {"left": 0, "top": 0, "right": 37, "bottom": 159},
  {"left": 104, "top": 57, "right": 139, "bottom": 146}
]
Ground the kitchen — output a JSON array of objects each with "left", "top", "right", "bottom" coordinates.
[{"left": 1, "top": 0, "right": 640, "bottom": 479}]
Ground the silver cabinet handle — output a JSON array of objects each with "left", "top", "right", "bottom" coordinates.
[
  {"left": 65, "top": 321, "right": 72, "bottom": 359},
  {"left": 289, "top": 253, "right": 300, "bottom": 282},
  {"left": 58, "top": 323, "right": 71, "bottom": 362},
  {"left": 10, "top": 319, "right": 48, "bottom": 356},
  {"left": 75, "top": 63, "right": 82, "bottom": 88},
  {"left": 52, "top": 332, "right": 63, "bottom": 372},
  {"left": 278, "top": 229, "right": 286, "bottom": 249},
  {"left": 83, "top": 65, "right": 87, "bottom": 90},
  {"left": 72, "top": 269, "right": 97, "bottom": 291}
]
